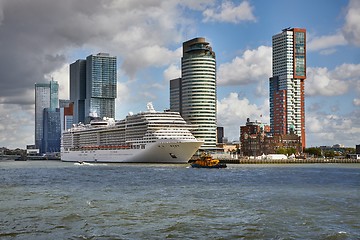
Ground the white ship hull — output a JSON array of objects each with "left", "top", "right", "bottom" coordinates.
[{"left": 61, "top": 139, "right": 202, "bottom": 163}]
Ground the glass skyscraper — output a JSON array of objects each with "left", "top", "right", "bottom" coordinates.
[
  {"left": 170, "top": 37, "right": 217, "bottom": 149},
  {"left": 42, "top": 108, "right": 61, "bottom": 153},
  {"left": 269, "top": 28, "right": 306, "bottom": 149},
  {"left": 70, "top": 59, "right": 86, "bottom": 124},
  {"left": 71, "top": 53, "right": 117, "bottom": 123},
  {"left": 35, "top": 80, "right": 59, "bottom": 153},
  {"left": 85, "top": 53, "right": 117, "bottom": 122}
]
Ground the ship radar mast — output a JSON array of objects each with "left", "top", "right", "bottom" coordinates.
[{"left": 147, "top": 102, "right": 156, "bottom": 112}]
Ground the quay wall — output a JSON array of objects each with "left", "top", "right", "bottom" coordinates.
[{"left": 219, "top": 158, "right": 360, "bottom": 164}]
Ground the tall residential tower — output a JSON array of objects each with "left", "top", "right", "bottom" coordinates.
[
  {"left": 269, "top": 28, "right": 306, "bottom": 149},
  {"left": 170, "top": 37, "right": 217, "bottom": 149}
]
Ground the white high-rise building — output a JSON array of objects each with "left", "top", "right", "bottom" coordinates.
[
  {"left": 180, "top": 37, "right": 217, "bottom": 149},
  {"left": 269, "top": 28, "right": 306, "bottom": 149}
]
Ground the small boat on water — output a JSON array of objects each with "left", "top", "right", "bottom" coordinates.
[
  {"left": 74, "top": 161, "right": 92, "bottom": 166},
  {"left": 191, "top": 153, "right": 227, "bottom": 168}
]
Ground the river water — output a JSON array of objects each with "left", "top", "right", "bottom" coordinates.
[{"left": 0, "top": 160, "right": 359, "bottom": 239}]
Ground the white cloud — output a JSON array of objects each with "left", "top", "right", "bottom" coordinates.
[
  {"left": 45, "top": 64, "right": 69, "bottom": 100},
  {"left": 116, "top": 82, "right": 131, "bottom": 103},
  {"left": 307, "top": 33, "right": 347, "bottom": 52},
  {"left": 255, "top": 79, "right": 269, "bottom": 97},
  {"left": 306, "top": 67, "right": 349, "bottom": 96},
  {"left": 122, "top": 45, "right": 181, "bottom": 78},
  {"left": 163, "top": 64, "right": 181, "bottom": 81},
  {"left": 306, "top": 114, "right": 323, "bottom": 134},
  {"left": 217, "top": 46, "right": 272, "bottom": 86},
  {"left": 217, "top": 92, "right": 268, "bottom": 141},
  {"left": 353, "top": 98, "right": 360, "bottom": 106},
  {"left": 0, "top": 0, "right": 195, "bottom": 104},
  {"left": 342, "top": 0, "right": 360, "bottom": 46},
  {"left": 217, "top": 91, "right": 359, "bottom": 147},
  {"left": 307, "top": 0, "right": 360, "bottom": 53},
  {"left": 306, "top": 111, "right": 360, "bottom": 147},
  {"left": 0, "top": 0, "right": 198, "bottom": 149},
  {"left": 0, "top": 89, "right": 34, "bottom": 105},
  {"left": 0, "top": 1, "right": 4, "bottom": 26},
  {"left": 139, "top": 91, "right": 158, "bottom": 101},
  {"left": 0, "top": 104, "right": 34, "bottom": 149},
  {"left": 332, "top": 63, "right": 360, "bottom": 80},
  {"left": 306, "top": 63, "right": 360, "bottom": 97},
  {"left": 0, "top": 0, "right": 358, "bottom": 150},
  {"left": 115, "top": 81, "right": 132, "bottom": 119},
  {"left": 353, "top": 73, "right": 360, "bottom": 95},
  {"left": 319, "top": 48, "right": 337, "bottom": 55},
  {"left": 202, "top": 0, "right": 256, "bottom": 23},
  {"left": 179, "top": 0, "right": 215, "bottom": 11}
]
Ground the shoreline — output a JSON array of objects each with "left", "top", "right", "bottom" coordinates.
[
  {"left": 1, "top": 156, "right": 359, "bottom": 164},
  {"left": 219, "top": 158, "right": 360, "bottom": 164}
]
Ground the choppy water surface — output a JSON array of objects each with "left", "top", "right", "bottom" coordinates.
[{"left": 0, "top": 161, "right": 359, "bottom": 239}]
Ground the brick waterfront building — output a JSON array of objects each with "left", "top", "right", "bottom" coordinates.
[{"left": 240, "top": 118, "right": 302, "bottom": 156}]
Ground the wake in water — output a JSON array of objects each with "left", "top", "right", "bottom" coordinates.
[{"left": 74, "top": 162, "right": 107, "bottom": 166}]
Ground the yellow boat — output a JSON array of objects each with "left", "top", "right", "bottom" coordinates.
[{"left": 191, "top": 153, "right": 227, "bottom": 168}]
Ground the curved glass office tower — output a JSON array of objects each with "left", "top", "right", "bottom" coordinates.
[{"left": 181, "top": 38, "right": 217, "bottom": 149}]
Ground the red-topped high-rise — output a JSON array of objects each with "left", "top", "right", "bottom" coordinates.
[{"left": 269, "top": 28, "right": 306, "bottom": 150}]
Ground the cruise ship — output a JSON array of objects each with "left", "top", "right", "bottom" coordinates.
[{"left": 61, "top": 103, "right": 203, "bottom": 163}]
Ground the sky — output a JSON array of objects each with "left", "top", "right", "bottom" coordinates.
[{"left": 0, "top": 0, "right": 359, "bottom": 149}]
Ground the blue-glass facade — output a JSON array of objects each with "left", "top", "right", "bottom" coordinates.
[
  {"left": 294, "top": 31, "right": 306, "bottom": 78},
  {"left": 35, "top": 80, "right": 59, "bottom": 153},
  {"left": 85, "top": 53, "right": 117, "bottom": 122},
  {"left": 42, "top": 108, "right": 61, "bottom": 153}
]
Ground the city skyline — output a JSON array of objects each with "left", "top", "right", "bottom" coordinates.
[{"left": 0, "top": 0, "right": 359, "bottom": 149}]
